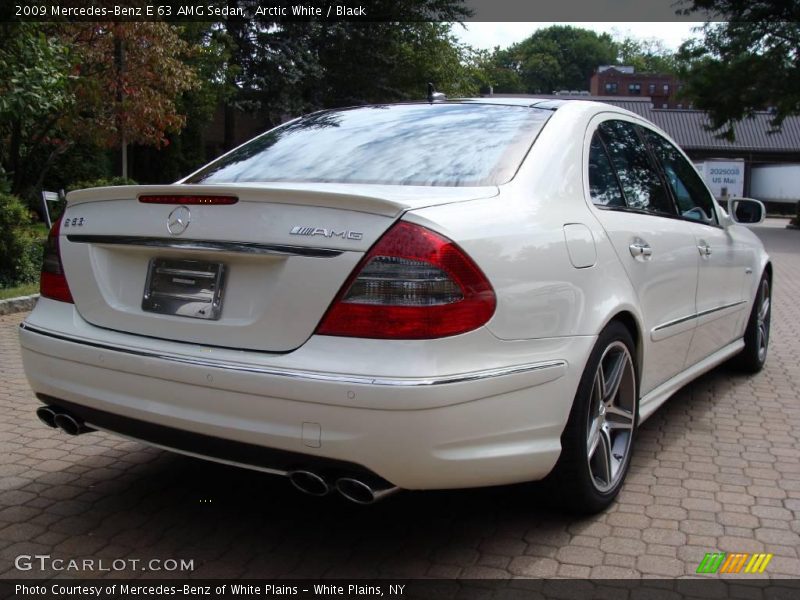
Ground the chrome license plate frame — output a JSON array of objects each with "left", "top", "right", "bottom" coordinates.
[{"left": 142, "top": 258, "right": 226, "bottom": 320}]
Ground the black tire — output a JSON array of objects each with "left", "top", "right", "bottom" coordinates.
[
  {"left": 544, "top": 321, "right": 638, "bottom": 514},
  {"left": 731, "top": 271, "right": 771, "bottom": 373}
]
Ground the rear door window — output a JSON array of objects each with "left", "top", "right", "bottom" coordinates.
[
  {"left": 588, "top": 132, "right": 626, "bottom": 208},
  {"left": 598, "top": 120, "right": 675, "bottom": 216}
]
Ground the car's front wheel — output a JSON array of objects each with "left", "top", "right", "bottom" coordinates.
[{"left": 546, "top": 321, "right": 638, "bottom": 513}]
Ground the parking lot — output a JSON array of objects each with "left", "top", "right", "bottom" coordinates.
[{"left": 1, "top": 220, "right": 798, "bottom": 580}]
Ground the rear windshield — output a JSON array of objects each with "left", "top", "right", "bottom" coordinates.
[{"left": 185, "top": 103, "right": 552, "bottom": 187}]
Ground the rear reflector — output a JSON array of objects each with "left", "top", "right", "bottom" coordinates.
[
  {"left": 139, "top": 195, "right": 238, "bottom": 205},
  {"left": 40, "top": 218, "right": 74, "bottom": 303},
  {"left": 316, "top": 221, "right": 495, "bottom": 339}
]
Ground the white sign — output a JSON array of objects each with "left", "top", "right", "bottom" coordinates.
[{"left": 696, "top": 160, "right": 745, "bottom": 198}]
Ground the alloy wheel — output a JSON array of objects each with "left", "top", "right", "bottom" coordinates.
[
  {"left": 586, "top": 341, "right": 637, "bottom": 493},
  {"left": 757, "top": 278, "right": 771, "bottom": 363}
]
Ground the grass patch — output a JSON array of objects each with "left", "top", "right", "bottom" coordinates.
[{"left": 0, "top": 282, "right": 39, "bottom": 300}]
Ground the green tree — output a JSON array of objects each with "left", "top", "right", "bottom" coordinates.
[
  {"left": 490, "top": 26, "right": 619, "bottom": 94},
  {"left": 307, "top": 22, "right": 486, "bottom": 106},
  {"left": 206, "top": 0, "right": 474, "bottom": 150},
  {"left": 483, "top": 46, "right": 525, "bottom": 94},
  {"left": 0, "top": 23, "right": 72, "bottom": 197},
  {"left": 677, "top": 1, "right": 800, "bottom": 138},
  {"left": 0, "top": 23, "right": 200, "bottom": 199},
  {"left": 615, "top": 35, "right": 679, "bottom": 74}
]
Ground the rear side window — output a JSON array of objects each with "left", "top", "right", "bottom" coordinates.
[
  {"left": 588, "top": 132, "right": 626, "bottom": 208},
  {"left": 642, "top": 129, "right": 718, "bottom": 225},
  {"left": 598, "top": 120, "right": 674, "bottom": 216},
  {"left": 185, "top": 104, "right": 552, "bottom": 187}
]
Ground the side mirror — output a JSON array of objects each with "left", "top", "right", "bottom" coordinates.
[{"left": 727, "top": 198, "right": 765, "bottom": 225}]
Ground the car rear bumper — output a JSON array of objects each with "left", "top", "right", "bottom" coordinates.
[{"left": 18, "top": 299, "right": 594, "bottom": 490}]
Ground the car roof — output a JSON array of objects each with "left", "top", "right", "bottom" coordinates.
[{"left": 453, "top": 97, "right": 566, "bottom": 109}]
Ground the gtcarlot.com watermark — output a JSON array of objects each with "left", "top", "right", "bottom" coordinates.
[{"left": 15, "top": 554, "right": 194, "bottom": 573}]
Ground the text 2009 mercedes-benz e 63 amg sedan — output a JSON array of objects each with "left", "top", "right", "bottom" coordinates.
[{"left": 19, "top": 98, "right": 771, "bottom": 512}]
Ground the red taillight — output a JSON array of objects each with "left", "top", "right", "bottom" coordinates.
[
  {"left": 138, "top": 195, "right": 238, "bottom": 205},
  {"left": 316, "top": 221, "right": 496, "bottom": 339},
  {"left": 40, "top": 217, "right": 73, "bottom": 303}
]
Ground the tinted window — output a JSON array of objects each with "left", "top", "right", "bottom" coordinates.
[
  {"left": 186, "top": 104, "right": 552, "bottom": 187},
  {"left": 598, "top": 120, "right": 674, "bottom": 215},
  {"left": 588, "top": 133, "right": 626, "bottom": 208},
  {"left": 642, "top": 129, "right": 718, "bottom": 225}
]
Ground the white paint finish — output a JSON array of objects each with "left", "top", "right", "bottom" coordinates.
[
  {"left": 21, "top": 99, "right": 772, "bottom": 492},
  {"left": 20, "top": 314, "right": 586, "bottom": 489},
  {"left": 639, "top": 338, "right": 745, "bottom": 422},
  {"left": 302, "top": 422, "right": 322, "bottom": 448},
  {"left": 589, "top": 209, "right": 699, "bottom": 393},
  {"left": 21, "top": 299, "right": 584, "bottom": 411},
  {"left": 683, "top": 221, "right": 749, "bottom": 364},
  {"left": 66, "top": 182, "right": 499, "bottom": 217},
  {"left": 563, "top": 223, "right": 597, "bottom": 268},
  {"left": 60, "top": 197, "right": 390, "bottom": 351},
  {"left": 62, "top": 235, "right": 365, "bottom": 352}
]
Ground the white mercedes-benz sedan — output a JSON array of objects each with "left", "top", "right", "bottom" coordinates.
[{"left": 19, "top": 98, "right": 771, "bottom": 512}]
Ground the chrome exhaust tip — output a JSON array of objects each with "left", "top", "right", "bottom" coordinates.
[
  {"left": 35, "top": 406, "right": 59, "bottom": 428},
  {"left": 288, "top": 470, "right": 330, "bottom": 496},
  {"left": 53, "top": 412, "right": 91, "bottom": 436},
  {"left": 335, "top": 477, "right": 399, "bottom": 505}
]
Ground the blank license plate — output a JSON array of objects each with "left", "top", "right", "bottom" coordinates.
[{"left": 142, "top": 258, "right": 226, "bottom": 320}]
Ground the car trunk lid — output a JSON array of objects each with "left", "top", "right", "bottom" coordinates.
[{"left": 59, "top": 183, "right": 497, "bottom": 352}]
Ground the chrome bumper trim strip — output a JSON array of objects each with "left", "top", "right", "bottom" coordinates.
[
  {"left": 66, "top": 235, "right": 343, "bottom": 258},
  {"left": 20, "top": 323, "right": 566, "bottom": 387}
]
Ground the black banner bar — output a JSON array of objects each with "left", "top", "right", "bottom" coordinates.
[
  {"left": 2, "top": 0, "right": 717, "bottom": 23},
  {"left": 3, "top": 579, "right": 800, "bottom": 600}
]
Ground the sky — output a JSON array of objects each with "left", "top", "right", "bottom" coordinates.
[{"left": 453, "top": 22, "right": 706, "bottom": 51}]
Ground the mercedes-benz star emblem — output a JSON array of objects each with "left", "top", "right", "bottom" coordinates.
[{"left": 167, "top": 206, "right": 191, "bottom": 236}]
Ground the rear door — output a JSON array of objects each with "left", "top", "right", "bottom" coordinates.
[{"left": 587, "top": 118, "right": 698, "bottom": 395}]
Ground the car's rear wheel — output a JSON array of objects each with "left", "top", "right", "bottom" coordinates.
[
  {"left": 545, "top": 322, "right": 638, "bottom": 513},
  {"left": 732, "top": 271, "right": 771, "bottom": 373}
]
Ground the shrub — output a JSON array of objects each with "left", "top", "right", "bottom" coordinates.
[{"left": 0, "top": 193, "right": 42, "bottom": 288}]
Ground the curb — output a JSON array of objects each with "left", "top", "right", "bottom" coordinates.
[{"left": 0, "top": 294, "right": 39, "bottom": 316}]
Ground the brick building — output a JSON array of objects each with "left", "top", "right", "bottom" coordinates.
[{"left": 590, "top": 65, "right": 686, "bottom": 109}]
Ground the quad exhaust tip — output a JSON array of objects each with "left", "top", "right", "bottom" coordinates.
[
  {"left": 335, "top": 477, "right": 399, "bottom": 505},
  {"left": 35, "top": 406, "right": 397, "bottom": 500},
  {"left": 36, "top": 406, "right": 59, "bottom": 428},
  {"left": 288, "top": 471, "right": 400, "bottom": 504},
  {"left": 35, "top": 406, "right": 93, "bottom": 435},
  {"left": 53, "top": 413, "right": 91, "bottom": 436},
  {"left": 288, "top": 470, "right": 330, "bottom": 497}
]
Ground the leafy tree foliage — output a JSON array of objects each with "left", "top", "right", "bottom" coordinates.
[
  {"left": 0, "top": 23, "right": 72, "bottom": 196},
  {"left": 211, "top": 1, "right": 472, "bottom": 127},
  {"left": 64, "top": 23, "right": 200, "bottom": 148},
  {"left": 615, "top": 35, "right": 679, "bottom": 75},
  {"left": 0, "top": 22, "right": 199, "bottom": 198},
  {"left": 488, "top": 26, "right": 619, "bottom": 94},
  {"left": 678, "top": 0, "right": 800, "bottom": 138}
]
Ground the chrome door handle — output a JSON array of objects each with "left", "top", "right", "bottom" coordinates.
[
  {"left": 697, "top": 242, "right": 712, "bottom": 257},
  {"left": 629, "top": 240, "right": 653, "bottom": 259}
]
